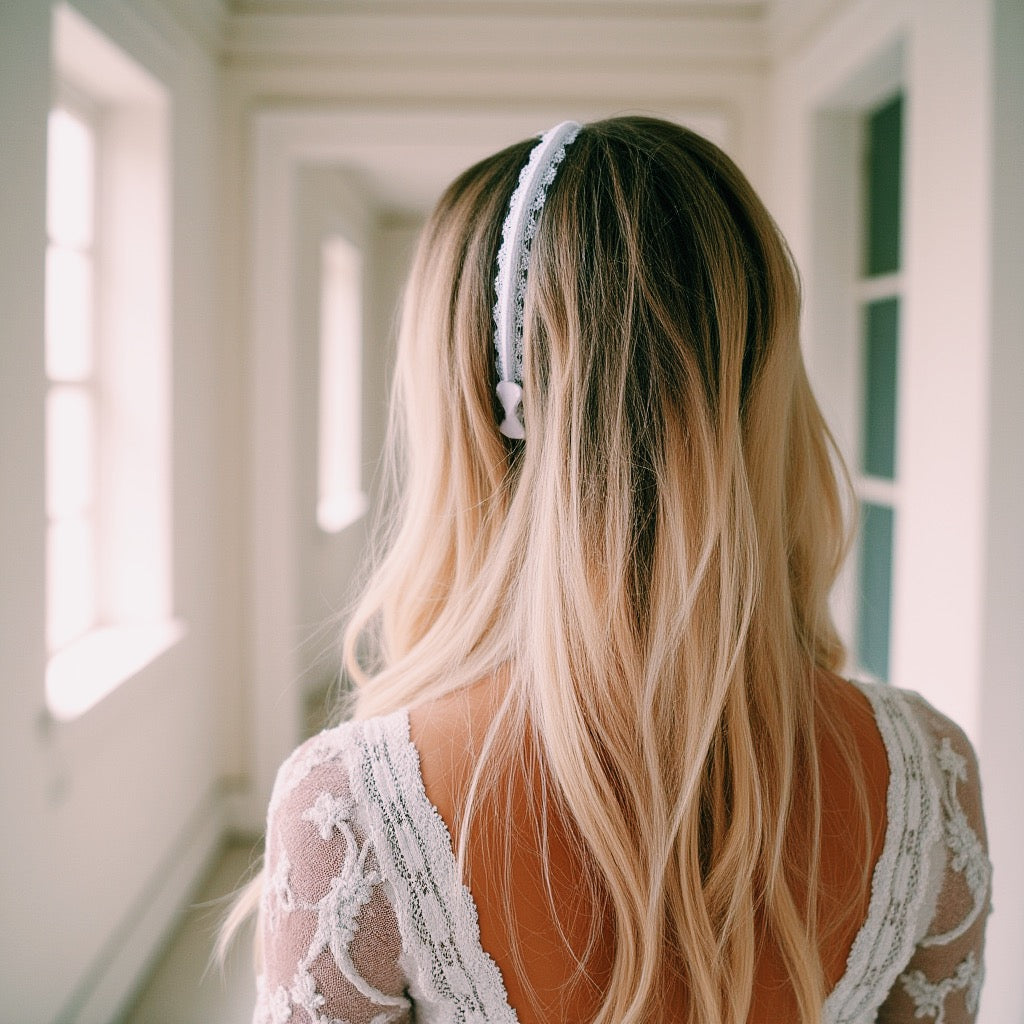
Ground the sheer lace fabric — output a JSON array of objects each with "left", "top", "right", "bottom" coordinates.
[
  {"left": 867, "top": 691, "right": 992, "bottom": 1024},
  {"left": 255, "top": 714, "right": 515, "bottom": 1024},
  {"left": 254, "top": 686, "right": 990, "bottom": 1024}
]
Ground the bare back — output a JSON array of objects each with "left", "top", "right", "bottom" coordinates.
[
  {"left": 253, "top": 673, "right": 990, "bottom": 1024},
  {"left": 409, "top": 672, "right": 890, "bottom": 1024}
]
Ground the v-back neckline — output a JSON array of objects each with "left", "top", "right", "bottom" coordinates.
[{"left": 382, "top": 681, "right": 938, "bottom": 1024}]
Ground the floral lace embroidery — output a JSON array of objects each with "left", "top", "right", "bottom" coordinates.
[
  {"left": 265, "top": 850, "right": 295, "bottom": 933},
  {"left": 267, "top": 730, "right": 352, "bottom": 825},
  {"left": 900, "top": 951, "right": 983, "bottom": 1024},
  {"left": 257, "top": 715, "right": 514, "bottom": 1024},
  {"left": 267, "top": 982, "right": 292, "bottom": 1024},
  {"left": 823, "top": 684, "right": 943, "bottom": 1024},
  {"left": 919, "top": 738, "right": 991, "bottom": 947},
  {"left": 253, "top": 975, "right": 269, "bottom": 1024},
  {"left": 310, "top": 788, "right": 406, "bottom": 1018},
  {"left": 890, "top": 725, "right": 992, "bottom": 1024},
  {"left": 290, "top": 969, "right": 326, "bottom": 1018},
  {"left": 256, "top": 688, "right": 986, "bottom": 1024},
  {"left": 301, "top": 790, "right": 354, "bottom": 841},
  {"left": 260, "top": 724, "right": 412, "bottom": 1024}
]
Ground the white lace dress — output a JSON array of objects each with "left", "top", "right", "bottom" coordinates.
[{"left": 252, "top": 683, "right": 991, "bottom": 1024}]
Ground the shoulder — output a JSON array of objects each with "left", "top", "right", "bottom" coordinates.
[
  {"left": 854, "top": 682, "right": 984, "bottom": 794},
  {"left": 891, "top": 688, "right": 982, "bottom": 777},
  {"left": 264, "top": 711, "right": 411, "bottom": 848},
  {"left": 852, "top": 687, "right": 993, "bottom": 1024},
  {"left": 256, "top": 714, "right": 414, "bottom": 1022},
  {"left": 264, "top": 720, "right": 360, "bottom": 838},
  {"left": 822, "top": 684, "right": 992, "bottom": 1023},
  {"left": 849, "top": 681, "right": 964, "bottom": 753},
  {"left": 850, "top": 681, "right": 988, "bottom": 852},
  {"left": 855, "top": 682, "right": 992, "bottom": 937},
  {"left": 900, "top": 692, "right": 991, "bottom": 896},
  {"left": 407, "top": 678, "right": 509, "bottom": 831}
]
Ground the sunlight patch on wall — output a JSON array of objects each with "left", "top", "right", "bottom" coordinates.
[{"left": 317, "top": 235, "right": 368, "bottom": 533}]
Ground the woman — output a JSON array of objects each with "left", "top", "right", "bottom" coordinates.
[{"left": 248, "top": 117, "right": 990, "bottom": 1024}]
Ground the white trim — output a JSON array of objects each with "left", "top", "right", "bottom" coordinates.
[
  {"left": 855, "top": 271, "right": 903, "bottom": 302},
  {"left": 767, "top": 0, "right": 907, "bottom": 69},
  {"left": 46, "top": 6, "right": 176, "bottom": 722},
  {"left": 55, "top": 4, "right": 166, "bottom": 104},
  {"left": 977, "top": 6, "right": 1024, "bottom": 1021},
  {"left": 856, "top": 475, "right": 899, "bottom": 508},
  {"left": 769, "top": 14, "right": 907, "bottom": 657},
  {"left": 225, "top": 7, "right": 765, "bottom": 65},
  {"left": 46, "top": 619, "right": 186, "bottom": 722},
  {"left": 318, "top": 492, "right": 370, "bottom": 536}
]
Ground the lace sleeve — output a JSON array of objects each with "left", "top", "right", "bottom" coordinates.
[
  {"left": 877, "top": 697, "right": 992, "bottom": 1024},
  {"left": 253, "top": 730, "right": 412, "bottom": 1024}
]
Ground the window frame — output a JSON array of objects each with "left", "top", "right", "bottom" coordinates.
[
  {"left": 45, "top": 82, "right": 103, "bottom": 655},
  {"left": 44, "top": 5, "right": 183, "bottom": 723},
  {"left": 852, "top": 91, "right": 905, "bottom": 683}
]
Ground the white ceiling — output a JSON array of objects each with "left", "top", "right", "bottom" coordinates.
[
  {"left": 195, "top": 0, "right": 819, "bottom": 215},
  {"left": 269, "top": 105, "right": 734, "bottom": 214}
]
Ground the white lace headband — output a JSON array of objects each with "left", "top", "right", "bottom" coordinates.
[{"left": 492, "top": 120, "right": 582, "bottom": 439}]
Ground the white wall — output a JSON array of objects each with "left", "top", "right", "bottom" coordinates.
[
  {"left": 978, "top": 0, "right": 1024, "bottom": 1018},
  {"left": 0, "top": 4, "right": 55, "bottom": 1014},
  {"left": 768, "top": 0, "right": 1024, "bottom": 1019},
  {"left": 0, "top": 2, "right": 232, "bottom": 1021}
]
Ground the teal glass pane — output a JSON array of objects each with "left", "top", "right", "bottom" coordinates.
[
  {"left": 862, "top": 297, "right": 899, "bottom": 479},
  {"left": 857, "top": 502, "right": 894, "bottom": 682},
  {"left": 864, "top": 94, "right": 903, "bottom": 276}
]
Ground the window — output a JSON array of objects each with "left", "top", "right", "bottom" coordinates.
[
  {"left": 44, "top": 5, "right": 180, "bottom": 721},
  {"left": 854, "top": 94, "right": 903, "bottom": 681},
  {"left": 317, "top": 235, "right": 368, "bottom": 533},
  {"left": 46, "top": 97, "right": 100, "bottom": 653}
]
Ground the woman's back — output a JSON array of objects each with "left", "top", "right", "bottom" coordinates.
[
  {"left": 252, "top": 671, "right": 989, "bottom": 1024},
  {"left": 407, "top": 672, "right": 889, "bottom": 1024}
]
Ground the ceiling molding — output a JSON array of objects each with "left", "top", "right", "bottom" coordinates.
[
  {"left": 252, "top": 102, "right": 739, "bottom": 211},
  {"left": 224, "top": 7, "right": 767, "bottom": 66}
]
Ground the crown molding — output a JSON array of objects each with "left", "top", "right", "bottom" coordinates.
[{"left": 223, "top": 5, "right": 767, "bottom": 67}]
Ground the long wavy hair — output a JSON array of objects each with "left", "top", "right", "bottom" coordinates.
[
  {"left": 223, "top": 116, "right": 866, "bottom": 1024},
  {"left": 336, "top": 116, "right": 860, "bottom": 1024}
]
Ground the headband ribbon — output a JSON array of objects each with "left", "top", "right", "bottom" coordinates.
[{"left": 492, "top": 121, "right": 582, "bottom": 439}]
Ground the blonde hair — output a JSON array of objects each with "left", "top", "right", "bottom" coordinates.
[
  {"left": 338, "top": 116, "right": 860, "bottom": 1024},
  {"left": 226, "top": 116, "right": 866, "bottom": 1023}
]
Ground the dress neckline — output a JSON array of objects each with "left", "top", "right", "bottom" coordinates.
[{"left": 371, "top": 681, "right": 939, "bottom": 1024}]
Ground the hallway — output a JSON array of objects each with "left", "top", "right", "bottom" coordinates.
[{"left": 122, "top": 842, "right": 260, "bottom": 1024}]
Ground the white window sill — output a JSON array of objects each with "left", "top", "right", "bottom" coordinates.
[
  {"left": 45, "top": 619, "right": 186, "bottom": 722},
  {"left": 317, "top": 491, "right": 369, "bottom": 534}
]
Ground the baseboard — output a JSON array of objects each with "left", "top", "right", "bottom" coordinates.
[{"left": 53, "top": 787, "right": 226, "bottom": 1024}]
